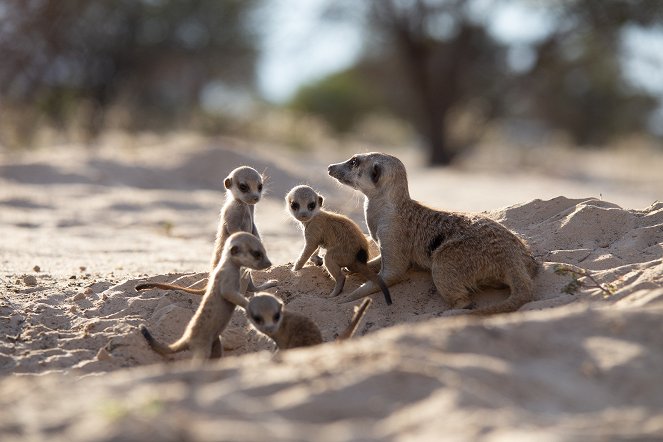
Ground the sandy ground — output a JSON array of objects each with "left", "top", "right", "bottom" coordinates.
[{"left": 1, "top": 136, "right": 662, "bottom": 441}]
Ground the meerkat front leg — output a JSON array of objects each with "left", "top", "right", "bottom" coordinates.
[
  {"left": 293, "top": 242, "right": 319, "bottom": 271},
  {"left": 220, "top": 290, "right": 250, "bottom": 309},
  {"left": 367, "top": 255, "right": 382, "bottom": 273},
  {"left": 246, "top": 275, "right": 278, "bottom": 292},
  {"left": 341, "top": 248, "right": 407, "bottom": 302},
  {"left": 210, "top": 337, "right": 223, "bottom": 359}
]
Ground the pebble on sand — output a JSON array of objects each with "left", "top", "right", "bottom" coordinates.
[{"left": 23, "top": 275, "right": 38, "bottom": 286}]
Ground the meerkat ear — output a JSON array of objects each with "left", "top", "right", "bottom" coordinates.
[
  {"left": 371, "top": 163, "right": 382, "bottom": 184},
  {"left": 224, "top": 177, "right": 233, "bottom": 189},
  {"left": 230, "top": 245, "right": 239, "bottom": 255},
  {"left": 318, "top": 196, "right": 324, "bottom": 207}
]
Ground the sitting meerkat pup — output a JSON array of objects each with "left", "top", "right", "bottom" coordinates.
[
  {"left": 328, "top": 153, "right": 539, "bottom": 315},
  {"left": 135, "top": 166, "right": 277, "bottom": 295},
  {"left": 246, "top": 293, "right": 372, "bottom": 350},
  {"left": 139, "top": 232, "right": 272, "bottom": 363},
  {"left": 286, "top": 185, "right": 392, "bottom": 305}
]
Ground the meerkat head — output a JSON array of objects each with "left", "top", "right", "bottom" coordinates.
[
  {"left": 223, "top": 232, "right": 272, "bottom": 270},
  {"left": 246, "top": 293, "right": 284, "bottom": 337},
  {"left": 285, "top": 185, "right": 323, "bottom": 223},
  {"left": 224, "top": 166, "right": 264, "bottom": 205},
  {"left": 328, "top": 153, "right": 408, "bottom": 198}
]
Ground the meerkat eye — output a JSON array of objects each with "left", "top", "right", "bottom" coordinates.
[
  {"left": 252, "top": 315, "right": 263, "bottom": 325},
  {"left": 307, "top": 202, "right": 316, "bottom": 211},
  {"left": 257, "top": 183, "right": 263, "bottom": 192},
  {"left": 238, "top": 183, "right": 249, "bottom": 193},
  {"left": 348, "top": 157, "right": 359, "bottom": 168},
  {"left": 273, "top": 312, "right": 281, "bottom": 322},
  {"left": 251, "top": 251, "right": 262, "bottom": 260},
  {"left": 290, "top": 202, "right": 299, "bottom": 211}
]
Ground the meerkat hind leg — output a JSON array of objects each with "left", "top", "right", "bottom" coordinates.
[
  {"left": 431, "top": 260, "right": 474, "bottom": 310},
  {"left": 324, "top": 257, "right": 346, "bottom": 297}
]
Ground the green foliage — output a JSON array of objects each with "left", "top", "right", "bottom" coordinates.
[
  {"left": 0, "top": 0, "right": 262, "bottom": 143},
  {"left": 289, "top": 69, "right": 385, "bottom": 134}
]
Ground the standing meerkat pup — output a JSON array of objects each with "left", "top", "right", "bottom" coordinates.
[
  {"left": 286, "top": 185, "right": 392, "bottom": 305},
  {"left": 246, "top": 293, "right": 372, "bottom": 350},
  {"left": 328, "top": 153, "right": 539, "bottom": 315},
  {"left": 139, "top": 232, "right": 272, "bottom": 363},
  {"left": 135, "top": 166, "right": 277, "bottom": 295}
]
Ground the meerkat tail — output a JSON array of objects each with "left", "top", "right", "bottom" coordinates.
[
  {"left": 337, "top": 298, "right": 372, "bottom": 341},
  {"left": 134, "top": 282, "right": 206, "bottom": 295},
  {"left": 355, "top": 263, "right": 393, "bottom": 305},
  {"left": 471, "top": 269, "right": 533, "bottom": 316},
  {"left": 139, "top": 324, "right": 188, "bottom": 356}
]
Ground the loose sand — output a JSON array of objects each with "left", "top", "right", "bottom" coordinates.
[{"left": 1, "top": 137, "right": 662, "bottom": 440}]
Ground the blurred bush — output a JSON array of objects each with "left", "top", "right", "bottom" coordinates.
[
  {"left": 0, "top": 0, "right": 261, "bottom": 147},
  {"left": 289, "top": 68, "right": 384, "bottom": 134}
]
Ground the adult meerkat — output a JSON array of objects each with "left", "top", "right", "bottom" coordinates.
[
  {"left": 135, "top": 166, "right": 277, "bottom": 295},
  {"left": 287, "top": 185, "right": 392, "bottom": 305},
  {"left": 246, "top": 293, "right": 372, "bottom": 350},
  {"left": 139, "top": 232, "right": 272, "bottom": 362},
  {"left": 328, "top": 153, "right": 539, "bottom": 315}
]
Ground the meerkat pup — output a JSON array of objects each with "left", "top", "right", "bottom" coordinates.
[
  {"left": 286, "top": 185, "right": 392, "bottom": 305},
  {"left": 139, "top": 232, "right": 272, "bottom": 363},
  {"left": 135, "top": 166, "right": 277, "bottom": 295},
  {"left": 246, "top": 293, "right": 372, "bottom": 350},
  {"left": 328, "top": 153, "right": 539, "bottom": 315}
]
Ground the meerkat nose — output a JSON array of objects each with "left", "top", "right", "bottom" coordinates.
[{"left": 327, "top": 165, "right": 333, "bottom": 172}]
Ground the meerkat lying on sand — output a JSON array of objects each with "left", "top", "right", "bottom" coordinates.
[
  {"left": 246, "top": 293, "right": 372, "bottom": 350},
  {"left": 139, "top": 232, "right": 272, "bottom": 363},
  {"left": 286, "top": 185, "right": 392, "bottom": 305},
  {"left": 135, "top": 166, "right": 277, "bottom": 295},
  {"left": 328, "top": 153, "right": 539, "bottom": 315}
]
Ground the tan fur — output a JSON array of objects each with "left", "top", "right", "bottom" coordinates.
[
  {"left": 246, "top": 293, "right": 371, "bottom": 350},
  {"left": 287, "top": 185, "right": 392, "bottom": 305},
  {"left": 135, "top": 166, "right": 277, "bottom": 295},
  {"left": 139, "top": 232, "right": 272, "bottom": 363},
  {"left": 328, "top": 153, "right": 539, "bottom": 315}
]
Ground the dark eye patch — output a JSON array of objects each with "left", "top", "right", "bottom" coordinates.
[
  {"left": 273, "top": 312, "right": 281, "bottom": 322},
  {"left": 257, "top": 183, "right": 263, "bottom": 192},
  {"left": 348, "top": 157, "right": 359, "bottom": 168},
  {"left": 238, "top": 183, "right": 249, "bottom": 193},
  {"left": 291, "top": 201, "right": 300, "bottom": 210},
  {"left": 252, "top": 315, "right": 263, "bottom": 325},
  {"left": 307, "top": 202, "right": 316, "bottom": 210},
  {"left": 252, "top": 251, "right": 262, "bottom": 260}
]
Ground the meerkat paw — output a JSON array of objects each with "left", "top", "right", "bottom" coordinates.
[
  {"left": 310, "top": 255, "right": 323, "bottom": 266},
  {"left": 292, "top": 263, "right": 303, "bottom": 272}
]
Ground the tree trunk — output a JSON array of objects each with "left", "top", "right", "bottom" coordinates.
[{"left": 425, "top": 112, "right": 453, "bottom": 165}]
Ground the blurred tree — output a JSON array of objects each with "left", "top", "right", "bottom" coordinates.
[
  {"left": 0, "top": 0, "right": 261, "bottom": 143},
  {"left": 362, "top": 0, "right": 507, "bottom": 165},
  {"left": 315, "top": 0, "right": 663, "bottom": 165}
]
